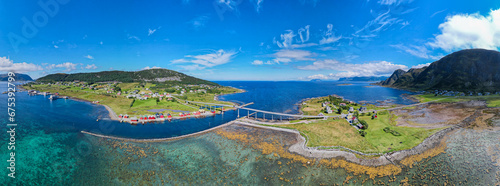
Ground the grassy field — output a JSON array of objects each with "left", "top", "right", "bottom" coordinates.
[
  {"left": 415, "top": 94, "right": 500, "bottom": 107},
  {"left": 300, "top": 96, "right": 380, "bottom": 116},
  {"left": 280, "top": 112, "right": 442, "bottom": 153},
  {"left": 25, "top": 84, "right": 238, "bottom": 116},
  {"left": 131, "top": 99, "right": 197, "bottom": 114},
  {"left": 28, "top": 84, "right": 135, "bottom": 114},
  {"left": 285, "top": 119, "right": 377, "bottom": 152}
]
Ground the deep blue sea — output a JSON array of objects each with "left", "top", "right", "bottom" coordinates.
[
  {"left": 0, "top": 81, "right": 414, "bottom": 139},
  {"left": 217, "top": 81, "right": 415, "bottom": 114}
]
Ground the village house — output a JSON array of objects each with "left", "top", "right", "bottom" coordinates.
[
  {"left": 358, "top": 107, "right": 367, "bottom": 112},
  {"left": 349, "top": 107, "right": 354, "bottom": 112},
  {"left": 325, "top": 106, "right": 332, "bottom": 114}
]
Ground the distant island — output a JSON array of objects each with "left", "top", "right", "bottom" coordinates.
[
  {"left": 1, "top": 73, "right": 33, "bottom": 81},
  {"left": 377, "top": 49, "right": 500, "bottom": 92},
  {"left": 338, "top": 76, "right": 388, "bottom": 82}
]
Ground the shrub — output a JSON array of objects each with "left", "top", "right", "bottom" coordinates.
[
  {"left": 383, "top": 127, "right": 401, "bottom": 136},
  {"left": 383, "top": 127, "right": 391, "bottom": 133},
  {"left": 359, "top": 119, "right": 368, "bottom": 129},
  {"left": 358, "top": 130, "right": 367, "bottom": 137},
  {"left": 391, "top": 130, "right": 401, "bottom": 136}
]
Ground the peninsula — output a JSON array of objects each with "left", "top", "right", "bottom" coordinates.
[{"left": 23, "top": 68, "right": 243, "bottom": 122}]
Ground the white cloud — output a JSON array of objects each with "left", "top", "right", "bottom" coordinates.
[
  {"left": 51, "top": 62, "right": 78, "bottom": 72},
  {"left": 253, "top": 0, "right": 264, "bottom": 12},
  {"left": 318, "top": 46, "right": 337, "bottom": 51},
  {"left": 99, "top": 41, "right": 103, "bottom": 45},
  {"left": 275, "top": 30, "right": 295, "bottom": 48},
  {"left": 355, "top": 9, "right": 404, "bottom": 35},
  {"left": 377, "top": 0, "right": 413, "bottom": 5},
  {"left": 320, "top": 24, "right": 342, "bottom": 45},
  {"left": 307, "top": 74, "right": 329, "bottom": 80},
  {"left": 254, "top": 49, "right": 315, "bottom": 66},
  {"left": 0, "top": 57, "right": 43, "bottom": 73},
  {"left": 252, "top": 60, "right": 264, "bottom": 65},
  {"left": 400, "top": 21, "right": 410, "bottom": 28},
  {"left": 148, "top": 29, "right": 157, "bottom": 36},
  {"left": 85, "top": 64, "right": 98, "bottom": 70},
  {"left": 291, "top": 43, "right": 318, "bottom": 48},
  {"left": 430, "top": 9, "right": 447, "bottom": 18},
  {"left": 171, "top": 49, "right": 237, "bottom": 68},
  {"left": 273, "top": 49, "right": 314, "bottom": 61},
  {"left": 54, "top": 45, "right": 59, "bottom": 48},
  {"left": 180, "top": 64, "right": 206, "bottom": 71},
  {"left": 298, "top": 60, "right": 408, "bottom": 79},
  {"left": 427, "top": 8, "right": 500, "bottom": 52},
  {"left": 142, "top": 66, "right": 162, "bottom": 70},
  {"left": 411, "top": 63, "right": 431, "bottom": 69},
  {"left": 84, "top": 55, "right": 94, "bottom": 60},
  {"left": 127, "top": 34, "right": 140, "bottom": 41},
  {"left": 297, "top": 25, "right": 310, "bottom": 43},
  {"left": 275, "top": 25, "right": 314, "bottom": 49},
  {"left": 391, "top": 44, "right": 442, "bottom": 60},
  {"left": 218, "top": 0, "right": 238, "bottom": 10},
  {"left": 190, "top": 16, "right": 210, "bottom": 30}
]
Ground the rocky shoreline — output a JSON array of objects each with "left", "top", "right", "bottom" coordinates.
[{"left": 234, "top": 105, "right": 485, "bottom": 167}]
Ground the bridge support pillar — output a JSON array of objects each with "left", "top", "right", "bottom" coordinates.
[
  {"left": 280, "top": 116, "right": 282, "bottom": 121},
  {"left": 237, "top": 109, "right": 239, "bottom": 118},
  {"left": 272, "top": 115, "right": 273, "bottom": 120}
]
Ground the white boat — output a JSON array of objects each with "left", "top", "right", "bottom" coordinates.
[{"left": 48, "top": 95, "right": 58, "bottom": 100}]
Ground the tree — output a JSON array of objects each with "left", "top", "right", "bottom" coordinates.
[
  {"left": 337, "top": 108, "right": 343, "bottom": 114},
  {"left": 359, "top": 119, "right": 368, "bottom": 129}
]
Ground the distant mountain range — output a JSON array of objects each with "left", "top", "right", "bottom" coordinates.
[
  {"left": 310, "top": 79, "right": 323, "bottom": 82},
  {"left": 377, "top": 49, "right": 500, "bottom": 92},
  {"left": 36, "top": 69, "right": 219, "bottom": 86},
  {"left": 338, "top": 76, "right": 389, "bottom": 82},
  {"left": 0, "top": 73, "right": 33, "bottom": 81}
]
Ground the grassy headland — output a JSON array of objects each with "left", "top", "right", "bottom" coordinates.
[{"left": 24, "top": 81, "right": 242, "bottom": 116}]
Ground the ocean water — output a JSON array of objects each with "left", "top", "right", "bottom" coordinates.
[
  {"left": 216, "top": 81, "right": 415, "bottom": 114},
  {"left": 0, "top": 81, "right": 498, "bottom": 185}
]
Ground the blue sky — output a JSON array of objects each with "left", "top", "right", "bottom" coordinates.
[{"left": 1, "top": 0, "right": 499, "bottom": 80}]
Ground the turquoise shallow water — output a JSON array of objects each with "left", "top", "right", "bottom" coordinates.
[{"left": 0, "top": 81, "right": 499, "bottom": 185}]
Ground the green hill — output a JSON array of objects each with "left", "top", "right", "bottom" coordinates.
[
  {"left": 36, "top": 68, "right": 218, "bottom": 86},
  {"left": 0, "top": 73, "right": 33, "bottom": 81},
  {"left": 378, "top": 49, "right": 500, "bottom": 92}
]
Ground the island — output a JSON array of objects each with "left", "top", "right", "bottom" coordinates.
[{"left": 1, "top": 73, "right": 33, "bottom": 81}]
